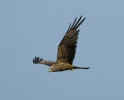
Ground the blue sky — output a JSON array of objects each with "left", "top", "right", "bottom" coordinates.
[{"left": 0, "top": 0, "right": 124, "bottom": 100}]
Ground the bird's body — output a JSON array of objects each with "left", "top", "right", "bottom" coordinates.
[
  {"left": 33, "top": 15, "right": 90, "bottom": 72},
  {"left": 49, "top": 63, "right": 73, "bottom": 72}
]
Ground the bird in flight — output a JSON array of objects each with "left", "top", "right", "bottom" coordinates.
[{"left": 33, "top": 15, "right": 90, "bottom": 72}]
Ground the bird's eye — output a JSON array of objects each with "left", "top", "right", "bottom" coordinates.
[{"left": 52, "top": 68, "right": 54, "bottom": 69}]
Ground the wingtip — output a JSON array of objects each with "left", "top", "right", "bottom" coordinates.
[
  {"left": 33, "top": 56, "right": 40, "bottom": 64},
  {"left": 80, "top": 15, "right": 82, "bottom": 18}
]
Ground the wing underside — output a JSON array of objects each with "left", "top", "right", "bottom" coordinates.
[
  {"left": 56, "top": 16, "right": 86, "bottom": 64},
  {"left": 33, "top": 57, "right": 55, "bottom": 66}
]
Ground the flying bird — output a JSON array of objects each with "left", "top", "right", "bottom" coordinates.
[{"left": 33, "top": 16, "right": 90, "bottom": 72}]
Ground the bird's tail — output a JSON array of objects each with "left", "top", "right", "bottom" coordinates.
[{"left": 73, "top": 66, "right": 90, "bottom": 69}]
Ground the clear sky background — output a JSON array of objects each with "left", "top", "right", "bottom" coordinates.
[{"left": 0, "top": 0, "right": 124, "bottom": 100}]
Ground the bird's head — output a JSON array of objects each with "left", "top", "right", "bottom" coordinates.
[{"left": 48, "top": 66, "right": 55, "bottom": 72}]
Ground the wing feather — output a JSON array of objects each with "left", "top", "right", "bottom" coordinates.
[
  {"left": 33, "top": 57, "right": 55, "bottom": 66},
  {"left": 56, "top": 16, "right": 86, "bottom": 64}
]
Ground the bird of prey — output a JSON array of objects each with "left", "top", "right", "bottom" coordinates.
[{"left": 33, "top": 15, "right": 90, "bottom": 72}]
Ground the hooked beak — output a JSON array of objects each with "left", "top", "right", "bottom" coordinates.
[{"left": 48, "top": 69, "right": 51, "bottom": 73}]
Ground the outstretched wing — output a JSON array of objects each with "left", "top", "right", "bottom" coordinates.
[
  {"left": 56, "top": 16, "right": 86, "bottom": 64},
  {"left": 33, "top": 57, "right": 55, "bottom": 66}
]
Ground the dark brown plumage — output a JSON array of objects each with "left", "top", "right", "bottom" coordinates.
[
  {"left": 33, "top": 16, "right": 90, "bottom": 72},
  {"left": 57, "top": 16, "right": 85, "bottom": 64}
]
